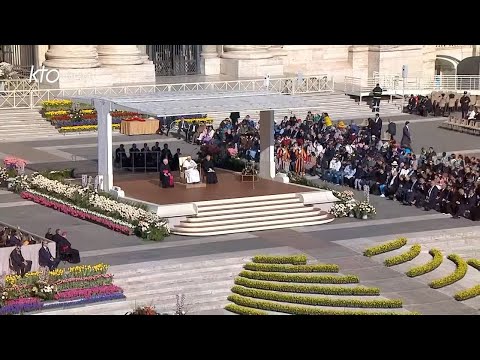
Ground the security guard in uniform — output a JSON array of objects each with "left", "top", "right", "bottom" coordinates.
[{"left": 372, "top": 83, "right": 383, "bottom": 112}]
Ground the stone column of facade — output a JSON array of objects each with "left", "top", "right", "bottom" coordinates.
[
  {"left": 268, "top": 45, "right": 288, "bottom": 57},
  {"left": 43, "top": 45, "right": 100, "bottom": 68},
  {"left": 201, "top": 45, "right": 220, "bottom": 75},
  {"left": 34, "top": 45, "right": 49, "bottom": 69},
  {"left": 97, "top": 45, "right": 143, "bottom": 65},
  {"left": 221, "top": 45, "right": 284, "bottom": 78},
  {"left": 136, "top": 45, "right": 151, "bottom": 64},
  {"left": 97, "top": 45, "right": 155, "bottom": 85},
  {"left": 259, "top": 110, "right": 275, "bottom": 179}
]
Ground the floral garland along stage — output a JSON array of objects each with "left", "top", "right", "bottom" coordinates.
[
  {"left": 0, "top": 263, "right": 126, "bottom": 315},
  {"left": 287, "top": 173, "right": 377, "bottom": 219},
  {"left": 7, "top": 172, "right": 170, "bottom": 241}
]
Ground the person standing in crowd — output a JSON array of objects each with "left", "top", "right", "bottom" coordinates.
[
  {"left": 401, "top": 121, "right": 412, "bottom": 149},
  {"left": 460, "top": 91, "right": 471, "bottom": 119},
  {"left": 371, "top": 83, "right": 383, "bottom": 112},
  {"left": 386, "top": 119, "right": 396, "bottom": 141},
  {"left": 202, "top": 154, "right": 218, "bottom": 184},
  {"left": 370, "top": 113, "right": 382, "bottom": 139}
]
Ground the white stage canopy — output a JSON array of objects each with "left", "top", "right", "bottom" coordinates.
[
  {"left": 67, "top": 90, "right": 320, "bottom": 117},
  {"left": 63, "top": 91, "right": 321, "bottom": 191}
]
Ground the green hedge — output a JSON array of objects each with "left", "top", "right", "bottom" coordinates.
[
  {"left": 384, "top": 244, "right": 421, "bottom": 267},
  {"left": 467, "top": 259, "right": 480, "bottom": 271},
  {"left": 454, "top": 285, "right": 480, "bottom": 301},
  {"left": 406, "top": 249, "right": 443, "bottom": 277},
  {"left": 227, "top": 294, "right": 415, "bottom": 315},
  {"left": 243, "top": 262, "right": 339, "bottom": 273},
  {"left": 224, "top": 304, "right": 268, "bottom": 315},
  {"left": 252, "top": 254, "right": 307, "bottom": 265},
  {"left": 231, "top": 285, "right": 403, "bottom": 308},
  {"left": 239, "top": 270, "right": 359, "bottom": 284},
  {"left": 429, "top": 254, "right": 468, "bottom": 289},
  {"left": 363, "top": 238, "right": 407, "bottom": 257},
  {"left": 234, "top": 277, "right": 380, "bottom": 296}
]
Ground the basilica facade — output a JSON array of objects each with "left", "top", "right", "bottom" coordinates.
[{"left": 0, "top": 45, "right": 476, "bottom": 88}]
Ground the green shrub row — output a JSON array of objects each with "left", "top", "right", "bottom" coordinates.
[
  {"left": 363, "top": 238, "right": 407, "bottom": 257},
  {"left": 231, "top": 285, "right": 403, "bottom": 308},
  {"left": 252, "top": 254, "right": 307, "bottom": 265},
  {"left": 234, "top": 277, "right": 380, "bottom": 296},
  {"left": 239, "top": 270, "right": 359, "bottom": 284},
  {"left": 227, "top": 294, "right": 415, "bottom": 315},
  {"left": 454, "top": 285, "right": 480, "bottom": 301},
  {"left": 429, "top": 254, "right": 468, "bottom": 289},
  {"left": 224, "top": 304, "right": 268, "bottom": 315},
  {"left": 406, "top": 249, "right": 443, "bottom": 277},
  {"left": 467, "top": 259, "right": 480, "bottom": 271},
  {"left": 243, "top": 262, "right": 339, "bottom": 273},
  {"left": 384, "top": 244, "right": 421, "bottom": 267}
]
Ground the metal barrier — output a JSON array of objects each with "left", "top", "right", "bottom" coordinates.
[
  {"left": 114, "top": 151, "right": 175, "bottom": 173},
  {"left": 0, "top": 75, "right": 335, "bottom": 109},
  {"left": 344, "top": 75, "right": 480, "bottom": 97}
]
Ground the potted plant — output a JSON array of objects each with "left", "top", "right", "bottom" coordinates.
[{"left": 355, "top": 201, "right": 377, "bottom": 219}]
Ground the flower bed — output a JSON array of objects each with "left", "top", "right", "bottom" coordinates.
[
  {"left": 59, "top": 124, "right": 120, "bottom": 133},
  {"left": 384, "top": 244, "right": 421, "bottom": 267},
  {"left": 0, "top": 263, "right": 124, "bottom": 314},
  {"left": 231, "top": 285, "right": 403, "bottom": 308},
  {"left": 227, "top": 294, "right": 415, "bottom": 315},
  {"left": 363, "top": 238, "right": 407, "bottom": 257},
  {"left": 234, "top": 277, "right": 380, "bottom": 295},
  {"left": 224, "top": 304, "right": 268, "bottom": 315},
  {"left": 406, "top": 249, "right": 443, "bottom": 277},
  {"left": 14, "top": 173, "right": 169, "bottom": 240},
  {"left": 243, "top": 262, "right": 339, "bottom": 273},
  {"left": 42, "top": 100, "right": 73, "bottom": 112},
  {"left": 239, "top": 270, "right": 359, "bottom": 284},
  {"left": 467, "top": 259, "right": 480, "bottom": 271},
  {"left": 429, "top": 254, "right": 468, "bottom": 289},
  {"left": 21, "top": 191, "right": 134, "bottom": 235},
  {"left": 454, "top": 285, "right": 480, "bottom": 301},
  {"left": 252, "top": 254, "right": 307, "bottom": 265}
]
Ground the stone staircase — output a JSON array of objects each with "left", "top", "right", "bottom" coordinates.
[
  {"left": 207, "top": 92, "right": 402, "bottom": 128},
  {"left": 171, "top": 193, "right": 335, "bottom": 237},
  {"left": 0, "top": 108, "right": 59, "bottom": 140},
  {"left": 35, "top": 249, "right": 297, "bottom": 315}
]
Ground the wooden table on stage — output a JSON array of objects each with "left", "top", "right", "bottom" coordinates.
[{"left": 120, "top": 120, "right": 159, "bottom": 135}]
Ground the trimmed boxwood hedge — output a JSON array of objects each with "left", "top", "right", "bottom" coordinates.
[
  {"left": 384, "top": 244, "right": 421, "bottom": 267},
  {"left": 224, "top": 304, "right": 268, "bottom": 315},
  {"left": 429, "top": 254, "right": 468, "bottom": 289},
  {"left": 252, "top": 254, "right": 307, "bottom": 265},
  {"left": 363, "top": 238, "right": 407, "bottom": 257},
  {"left": 234, "top": 277, "right": 380, "bottom": 296},
  {"left": 239, "top": 270, "right": 359, "bottom": 284},
  {"left": 231, "top": 285, "right": 403, "bottom": 308},
  {"left": 467, "top": 259, "right": 480, "bottom": 271},
  {"left": 243, "top": 262, "right": 339, "bottom": 273},
  {"left": 454, "top": 285, "right": 480, "bottom": 301},
  {"left": 406, "top": 249, "right": 443, "bottom": 277},
  {"left": 227, "top": 294, "right": 415, "bottom": 315}
]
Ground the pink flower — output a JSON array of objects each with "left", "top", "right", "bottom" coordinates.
[{"left": 54, "top": 285, "right": 123, "bottom": 300}]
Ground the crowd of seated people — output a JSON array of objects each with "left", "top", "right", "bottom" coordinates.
[{"left": 405, "top": 92, "right": 480, "bottom": 119}]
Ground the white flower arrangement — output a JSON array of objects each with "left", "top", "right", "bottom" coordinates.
[
  {"left": 355, "top": 201, "right": 377, "bottom": 217},
  {"left": 329, "top": 202, "right": 349, "bottom": 218},
  {"left": 0, "top": 62, "right": 18, "bottom": 80}
]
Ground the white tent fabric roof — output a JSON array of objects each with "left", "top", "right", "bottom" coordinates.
[{"left": 65, "top": 91, "right": 321, "bottom": 117}]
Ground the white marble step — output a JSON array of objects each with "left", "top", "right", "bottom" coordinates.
[
  {"left": 187, "top": 207, "right": 319, "bottom": 222},
  {"left": 195, "top": 202, "right": 307, "bottom": 217},
  {"left": 194, "top": 193, "right": 298, "bottom": 206},
  {"left": 172, "top": 216, "right": 334, "bottom": 236},
  {"left": 181, "top": 211, "right": 327, "bottom": 227},
  {"left": 197, "top": 198, "right": 302, "bottom": 212}
]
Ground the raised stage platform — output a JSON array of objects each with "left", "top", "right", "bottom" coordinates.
[
  {"left": 113, "top": 169, "right": 337, "bottom": 236},
  {"left": 113, "top": 169, "right": 315, "bottom": 205}
]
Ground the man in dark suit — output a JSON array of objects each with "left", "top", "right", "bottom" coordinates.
[
  {"left": 6, "top": 230, "right": 21, "bottom": 247},
  {"left": 161, "top": 144, "right": 173, "bottom": 162},
  {"left": 39, "top": 240, "right": 60, "bottom": 270},
  {"left": 424, "top": 180, "right": 440, "bottom": 211},
  {"left": 460, "top": 91, "right": 471, "bottom": 119},
  {"left": 386, "top": 119, "right": 396, "bottom": 141},
  {"left": 10, "top": 245, "right": 32, "bottom": 277},
  {"left": 401, "top": 121, "right": 412, "bottom": 149},
  {"left": 370, "top": 113, "right": 382, "bottom": 139}
]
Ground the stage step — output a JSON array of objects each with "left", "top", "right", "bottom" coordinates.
[{"left": 171, "top": 193, "right": 335, "bottom": 236}]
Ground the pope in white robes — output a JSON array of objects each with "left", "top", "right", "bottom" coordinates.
[{"left": 183, "top": 156, "right": 201, "bottom": 184}]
